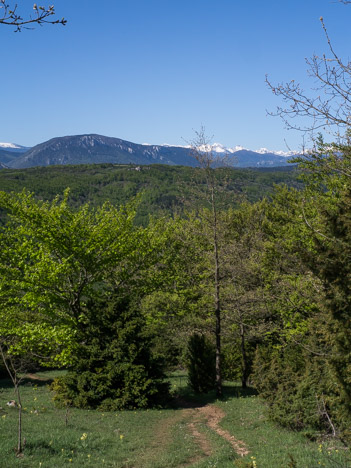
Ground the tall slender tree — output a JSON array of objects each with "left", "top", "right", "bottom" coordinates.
[{"left": 188, "top": 128, "right": 231, "bottom": 397}]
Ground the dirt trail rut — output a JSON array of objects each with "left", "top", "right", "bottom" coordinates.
[
  {"left": 178, "top": 398, "right": 249, "bottom": 465},
  {"left": 197, "top": 404, "right": 249, "bottom": 457},
  {"left": 139, "top": 400, "right": 249, "bottom": 467}
]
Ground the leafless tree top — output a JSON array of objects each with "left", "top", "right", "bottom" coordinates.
[{"left": 267, "top": 8, "right": 351, "bottom": 141}]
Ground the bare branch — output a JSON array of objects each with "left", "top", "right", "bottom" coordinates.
[
  {"left": 266, "top": 12, "right": 351, "bottom": 139},
  {"left": 316, "top": 394, "right": 338, "bottom": 437},
  {"left": 0, "top": 1, "right": 66, "bottom": 31},
  {"left": 301, "top": 202, "right": 335, "bottom": 241}
]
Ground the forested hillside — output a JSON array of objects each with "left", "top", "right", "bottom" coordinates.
[
  {"left": 2, "top": 146, "right": 351, "bottom": 451},
  {"left": 0, "top": 163, "right": 300, "bottom": 224}
]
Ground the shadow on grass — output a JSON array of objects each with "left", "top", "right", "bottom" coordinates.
[
  {"left": 0, "top": 375, "right": 53, "bottom": 390},
  {"left": 22, "top": 374, "right": 54, "bottom": 387},
  {"left": 25, "top": 440, "right": 59, "bottom": 456},
  {"left": 168, "top": 373, "right": 258, "bottom": 410}
]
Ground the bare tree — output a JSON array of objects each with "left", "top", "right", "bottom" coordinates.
[
  {"left": 266, "top": 4, "right": 351, "bottom": 140},
  {"left": 0, "top": 339, "right": 31, "bottom": 455},
  {"left": 0, "top": 1, "right": 66, "bottom": 31},
  {"left": 188, "top": 127, "right": 226, "bottom": 397}
]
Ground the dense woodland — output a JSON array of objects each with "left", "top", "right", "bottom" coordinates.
[
  {"left": 0, "top": 163, "right": 300, "bottom": 225},
  {"left": 1, "top": 145, "right": 351, "bottom": 453}
]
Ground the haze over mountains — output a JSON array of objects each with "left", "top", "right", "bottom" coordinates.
[{"left": 0, "top": 134, "right": 297, "bottom": 169}]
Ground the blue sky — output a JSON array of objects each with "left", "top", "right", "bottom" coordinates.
[{"left": 1, "top": 0, "right": 350, "bottom": 151}]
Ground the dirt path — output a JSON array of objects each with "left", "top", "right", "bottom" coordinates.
[
  {"left": 179, "top": 399, "right": 249, "bottom": 466},
  {"left": 24, "top": 373, "right": 52, "bottom": 382},
  {"left": 180, "top": 407, "right": 213, "bottom": 467},
  {"left": 198, "top": 404, "right": 249, "bottom": 457},
  {"left": 137, "top": 407, "right": 211, "bottom": 468}
]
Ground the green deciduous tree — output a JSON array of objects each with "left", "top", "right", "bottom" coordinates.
[
  {"left": 0, "top": 189, "right": 170, "bottom": 411},
  {"left": 220, "top": 202, "right": 268, "bottom": 389}
]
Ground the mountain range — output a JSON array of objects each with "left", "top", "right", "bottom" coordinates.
[{"left": 0, "top": 134, "right": 298, "bottom": 169}]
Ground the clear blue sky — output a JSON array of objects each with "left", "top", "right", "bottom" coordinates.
[{"left": 1, "top": 0, "right": 350, "bottom": 151}]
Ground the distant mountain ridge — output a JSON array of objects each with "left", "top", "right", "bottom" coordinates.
[
  {"left": 171, "top": 142, "right": 298, "bottom": 158},
  {"left": 5, "top": 135, "right": 198, "bottom": 169},
  {"left": 0, "top": 134, "right": 297, "bottom": 169},
  {"left": 0, "top": 142, "right": 28, "bottom": 151}
]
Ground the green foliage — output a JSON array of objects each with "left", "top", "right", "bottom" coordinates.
[
  {"left": 253, "top": 344, "right": 330, "bottom": 433},
  {"left": 52, "top": 295, "right": 170, "bottom": 410},
  {"left": 0, "top": 164, "right": 301, "bottom": 225},
  {"left": 0, "top": 189, "right": 173, "bottom": 412},
  {"left": 186, "top": 333, "right": 216, "bottom": 393},
  {"left": 301, "top": 186, "right": 351, "bottom": 440},
  {"left": 221, "top": 340, "right": 256, "bottom": 382},
  {"left": 4, "top": 148, "right": 351, "bottom": 446},
  {"left": 1, "top": 371, "right": 350, "bottom": 467},
  {"left": 250, "top": 144, "right": 351, "bottom": 441}
]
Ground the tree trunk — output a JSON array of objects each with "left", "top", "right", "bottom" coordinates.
[
  {"left": 240, "top": 322, "right": 248, "bottom": 389},
  {"left": 212, "top": 186, "right": 222, "bottom": 397},
  {"left": 15, "top": 383, "right": 23, "bottom": 454},
  {"left": 0, "top": 345, "right": 24, "bottom": 455}
]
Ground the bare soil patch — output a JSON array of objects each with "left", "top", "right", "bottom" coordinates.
[
  {"left": 180, "top": 407, "right": 213, "bottom": 467},
  {"left": 176, "top": 397, "right": 249, "bottom": 465},
  {"left": 24, "top": 373, "right": 52, "bottom": 382},
  {"left": 199, "top": 404, "right": 249, "bottom": 457}
]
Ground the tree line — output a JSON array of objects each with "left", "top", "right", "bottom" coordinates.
[{"left": 0, "top": 163, "right": 300, "bottom": 226}]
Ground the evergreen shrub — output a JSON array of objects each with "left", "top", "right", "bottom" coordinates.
[
  {"left": 186, "top": 333, "right": 215, "bottom": 393},
  {"left": 52, "top": 295, "right": 170, "bottom": 410},
  {"left": 253, "top": 343, "right": 345, "bottom": 437}
]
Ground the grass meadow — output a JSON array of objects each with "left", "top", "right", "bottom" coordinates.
[{"left": 0, "top": 371, "right": 349, "bottom": 468}]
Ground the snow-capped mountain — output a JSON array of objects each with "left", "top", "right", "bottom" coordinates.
[
  {"left": 0, "top": 143, "right": 28, "bottom": 166},
  {"left": 0, "top": 142, "right": 27, "bottom": 150},
  {"left": 0, "top": 135, "right": 299, "bottom": 169},
  {"left": 254, "top": 147, "right": 300, "bottom": 157},
  {"left": 164, "top": 142, "right": 299, "bottom": 157}
]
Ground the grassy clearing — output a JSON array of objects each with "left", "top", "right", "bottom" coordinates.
[
  {"left": 215, "top": 386, "right": 350, "bottom": 468},
  {"left": 0, "top": 371, "right": 349, "bottom": 467},
  {"left": 0, "top": 373, "right": 195, "bottom": 468},
  {"left": 171, "top": 374, "right": 351, "bottom": 468}
]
